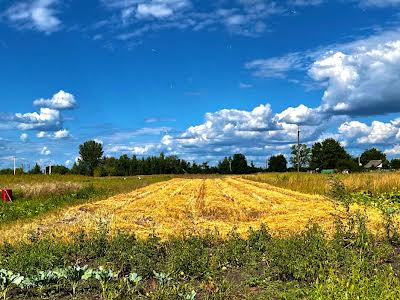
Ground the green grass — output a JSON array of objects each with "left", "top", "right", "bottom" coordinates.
[
  {"left": 0, "top": 212, "right": 399, "bottom": 299},
  {"left": 0, "top": 175, "right": 171, "bottom": 225}
]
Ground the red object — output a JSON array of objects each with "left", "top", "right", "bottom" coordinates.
[{"left": 1, "top": 189, "right": 12, "bottom": 202}]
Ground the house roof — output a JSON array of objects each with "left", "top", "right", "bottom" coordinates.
[{"left": 364, "top": 160, "right": 383, "bottom": 168}]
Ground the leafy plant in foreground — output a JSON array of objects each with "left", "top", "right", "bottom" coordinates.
[
  {"left": 153, "top": 271, "right": 172, "bottom": 287},
  {"left": 125, "top": 272, "right": 142, "bottom": 294},
  {"left": 30, "top": 270, "right": 59, "bottom": 295},
  {"left": 83, "top": 266, "right": 119, "bottom": 299},
  {"left": 0, "top": 269, "right": 24, "bottom": 300},
  {"left": 54, "top": 265, "right": 89, "bottom": 295}
]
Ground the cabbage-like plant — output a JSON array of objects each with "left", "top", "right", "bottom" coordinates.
[
  {"left": 125, "top": 272, "right": 142, "bottom": 293},
  {"left": 153, "top": 271, "right": 171, "bottom": 287},
  {"left": 31, "top": 270, "right": 59, "bottom": 295},
  {"left": 55, "top": 265, "right": 89, "bottom": 295},
  {"left": 83, "top": 267, "right": 118, "bottom": 299},
  {"left": 0, "top": 269, "right": 24, "bottom": 300}
]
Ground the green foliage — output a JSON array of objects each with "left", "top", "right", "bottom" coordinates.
[
  {"left": 290, "top": 144, "right": 311, "bottom": 169},
  {"left": 268, "top": 154, "right": 287, "bottom": 172},
  {"left": 54, "top": 265, "right": 89, "bottom": 294},
  {"left": 78, "top": 140, "right": 104, "bottom": 176},
  {"left": 327, "top": 177, "right": 352, "bottom": 211},
  {"left": 0, "top": 213, "right": 399, "bottom": 299},
  {"left": 29, "top": 163, "right": 42, "bottom": 174},
  {"left": 311, "top": 138, "right": 351, "bottom": 170},
  {"left": 0, "top": 269, "right": 24, "bottom": 300},
  {"left": 390, "top": 158, "right": 400, "bottom": 170}
]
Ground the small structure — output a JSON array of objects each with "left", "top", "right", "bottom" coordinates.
[
  {"left": 364, "top": 160, "right": 383, "bottom": 169},
  {"left": 321, "top": 169, "right": 336, "bottom": 174},
  {"left": 1, "top": 189, "right": 13, "bottom": 202}
]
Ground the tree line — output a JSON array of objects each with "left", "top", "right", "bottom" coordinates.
[{"left": 1, "top": 138, "right": 400, "bottom": 176}]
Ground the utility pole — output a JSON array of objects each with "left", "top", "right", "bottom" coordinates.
[
  {"left": 13, "top": 156, "right": 16, "bottom": 175},
  {"left": 49, "top": 163, "right": 52, "bottom": 175},
  {"left": 297, "top": 125, "right": 301, "bottom": 173}
]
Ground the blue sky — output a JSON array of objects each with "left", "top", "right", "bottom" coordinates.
[{"left": 1, "top": 0, "right": 400, "bottom": 169}]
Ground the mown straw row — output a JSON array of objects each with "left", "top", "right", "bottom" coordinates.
[{"left": 0, "top": 177, "right": 384, "bottom": 244}]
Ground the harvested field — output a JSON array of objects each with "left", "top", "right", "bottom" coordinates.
[{"left": 0, "top": 177, "right": 383, "bottom": 243}]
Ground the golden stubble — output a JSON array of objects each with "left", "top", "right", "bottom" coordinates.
[{"left": 0, "top": 177, "right": 385, "bottom": 244}]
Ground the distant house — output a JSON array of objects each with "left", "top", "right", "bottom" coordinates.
[{"left": 364, "top": 160, "right": 383, "bottom": 169}]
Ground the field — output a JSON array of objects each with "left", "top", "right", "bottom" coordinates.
[
  {"left": 0, "top": 173, "right": 400, "bottom": 299},
  {"left": 0, "top": 177, "right": 383, "bottom": 244},
  {"left": 245, "top": 172, "right": 400, "bottom": 195}
]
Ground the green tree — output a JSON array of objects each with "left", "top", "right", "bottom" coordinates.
[
  {"left": 78, "top": 140, "right": 104, "bottom": 176},
  {"left": 231, "top": 154, "right": 249, "bottom": 174},
  {"left": 360, "top": 148, "right": 388, "bottom": 167},
  {"left": 310, "top": 138, "right": 350, "bottom": 170},
  {"left": 268, "top": 154, "right": 287, "bottom": 172},
  {"left": 218, "top": 157, "right": 232, "bottom": 174},
  {"left": 290, "top": 144, "right": 311, "bottom": 170},
  {"left": 336, "top": 158, "right": 360, "bottom": 172},
  {"left": 29, "top": 163, "right": 42, "bottom": 174},
  {"left": 390, "top": 158, "right": 400, "bottom": 170}
]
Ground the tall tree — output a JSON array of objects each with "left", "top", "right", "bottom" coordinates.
[
  {"left": 311, "top": 138, "right": 350, "bottom": 170},
  {"left": 310, "top": 142, "right": 323, "bottom": 170},
  {"left": 391, "top": 158, "right": 400, "bottom": 170},
  {"left": 218, "top": 157, "right": 232, "bottom": 174},
  {"left": 360, "top": 148, "right": 388, "bottom": 167},
  {"left": 78, "top": 140, "right": 104, "bottom": 176},
  {"left": 268, "top": 154, "right": 287, "bottom": 172},
  {"left": 231, "top": 154, "right": 249, "bottom": 174},
  {"left": 290, "top": 144, "right": 311, "bottom": 170}
]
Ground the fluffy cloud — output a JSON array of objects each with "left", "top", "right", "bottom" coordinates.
[
  {"left": 14, "top": 108, "right": 62, "bottom": 131},
  {"left": 339, "top": 120, "right": 400, "bottom": 145},
  {"left": 20, "top": 133, "right": 29, "bottom": 142},
  {"left": 136, "top": 0, "right": 190, "bottom": 19},
  {"left": 3, "top": 90, "right": 76, "bottom": 136},
  {"left": 310, "top": 40, "right": 400, "bottom": 116},
  {"left": 33, "top": 90, "right": 76, "bottom": 110},
  {"left": 53, "top": 129, "right": 71, "bottom": 139},
  {"left": 275, "top": 105, "right": 324, "bottom": 125},
  {"left": 4, "top": 0, "right": 61, "bottom": 34},
  {"left": 37, "top": 131, "right": 49, "bottom": 138},
  {"left": 157, "top": 103, "right": 330, "bottom": 163},
  {"left": 385, "top": 145, "right": 400, "bottom": 155},
  {"left": 40, "top": 146, "right": 51, "bottom": 156}
]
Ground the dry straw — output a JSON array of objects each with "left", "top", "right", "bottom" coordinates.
[{"left": 0, "top": 177, "right": 385, "bottom": 244}]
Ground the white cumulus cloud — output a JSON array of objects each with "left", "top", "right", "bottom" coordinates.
[
  {"left": 53, "top": 129, "right": 71, "bottom": 139},
  {"left": 40, "top": 146, "right": 51, "bottom": 156},
  {"left": 33, "top": 90, "right": 76, "bottom": 110},
  {"left": 310, "top": 40, "right": 400, "bottom": 116},
  {"left": 14, "top": 108, "right": 62, "bottom": 131}
]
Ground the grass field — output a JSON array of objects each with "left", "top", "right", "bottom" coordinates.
[
  {"left": 245, "top": 172, "right": 400, "bottom": 195},
  {"left": 0, "top": 173, "right": 399, "bottom": 299}
]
